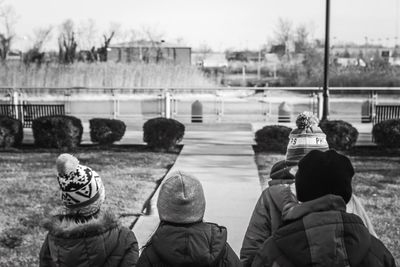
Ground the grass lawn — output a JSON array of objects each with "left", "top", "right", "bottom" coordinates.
[
  {"left": 254, "top": 151, "right": 400, "bottom": 265},
  {"left": 0, "top": 146, "right": 179, "bottom": 267}
]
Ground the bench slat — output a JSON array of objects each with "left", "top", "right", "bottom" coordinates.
[
  {"left": 0, "top": 104, "right": 65, "bottom": 128},
  {"left": 374, "top": 105, "right": 400, "bottom": 125}
]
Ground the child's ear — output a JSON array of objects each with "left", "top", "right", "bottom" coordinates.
[{"left": 289, "top": 166, "right": 298, "bottom": 176}]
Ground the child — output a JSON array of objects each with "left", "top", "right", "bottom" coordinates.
[
  {"left": 137, "top": 170, "right": 241, "bottom": 267},
  {"left": 251, "top": 150, "right": 395, "bottom": 267},
  {"left": 240, "top": 159, "right": 296, "bottom": 267},
  {"left": 241, "top": 112, "right": 377, "bottom": 267},
  {"left": 39, "top": 154, "right": 139, "bottom": 267}
]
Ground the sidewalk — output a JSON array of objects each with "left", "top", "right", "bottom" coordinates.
[{"left": 132, "top": 124, "right": 261, "bottom": 255}]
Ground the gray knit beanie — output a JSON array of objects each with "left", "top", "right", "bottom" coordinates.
[{"left": 157, "top": 171, "right": 206, "bottom": 224}]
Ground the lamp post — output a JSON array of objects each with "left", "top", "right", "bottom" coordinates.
[{"left": 322, "top": 0, "right": 330, "bottom": 121}]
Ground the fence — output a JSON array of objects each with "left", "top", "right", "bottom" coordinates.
[{"left": 1, "top": 86, "right": 400, "bottom": 124}]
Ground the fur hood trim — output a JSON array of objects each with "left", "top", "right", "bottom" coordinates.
[{"left": 43, "top": 210, "right": 120, "bottom": 239}]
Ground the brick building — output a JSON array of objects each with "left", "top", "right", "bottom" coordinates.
[{"left": 107, "top": 40, "right": 191, "bottom": 65}]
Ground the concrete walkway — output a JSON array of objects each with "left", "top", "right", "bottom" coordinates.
[{"left": 133, "top": 124, "right": 261, "bottom": 254}]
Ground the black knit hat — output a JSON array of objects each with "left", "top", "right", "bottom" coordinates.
[{"left": 295, "top": 149, "right": 354, "bottom": 203}]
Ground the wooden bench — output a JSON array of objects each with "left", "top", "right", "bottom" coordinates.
[
  {"left": 373, "top": 104, "right": 400, "bottom": 125},
  {"left": 0, "top": 104, "right": 65, "bottom": 128}
]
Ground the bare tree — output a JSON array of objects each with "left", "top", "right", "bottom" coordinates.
[
  {"left": 58, "top": 19, "right": 78, "bottom": 64},
  {"left": 0, "top": 1, "right": 18, "bottom": 61},
  {"left": 97, "top": 30, "right": 115, "bottom": 62},
  {"left": 142, "top": 25, "right": 165, "bottom": 63},
  {"left": 274, "top": 18, "right": 293, "bottom": 45},
  {"left": 33, "top": 26, "right": 52, "bottom": 51},
  {"left": 295, "top": 24, "right": 310, "bottom": 53},
  {"left": 24, "top": 26, "right": 52, "bottom": 65}
]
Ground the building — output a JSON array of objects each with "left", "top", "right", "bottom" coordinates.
[{"left": 107, "top": 40, "right": 191, "bottom": 65}]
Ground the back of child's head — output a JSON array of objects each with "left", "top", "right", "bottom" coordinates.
[
  {"left": 56, "top": 154, "right": 105, "bottom": 219},
  {"left": 295, "top": 149, "right": 354, "bottom": 203},
  {"left": 285, "top": 112, "right": 329, "bottom": 166},
  {"left": 270, "top": 160, "right": 295, "bottom": 180},
  {"left": 157, "top": 170, "right": 205, "bottom": 224}
]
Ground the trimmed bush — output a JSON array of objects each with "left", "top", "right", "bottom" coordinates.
[
  {"left": 255, "top": 125, "right": 292, "bottom": 153},
  {"left": 319, "top": 120, "right": 358, "bottom": 151},
  {"left": 32, "top": 115, "right": 83, "bottom": 149},
  {"left": 372, "top": 119, "right": 400, "bottom": 148},
  {"left": 0, "top": 116, "right": 23, "bottom": 148},
  {"left": 143, "top": 117, "right": 185, "bottom": 151},
  {"left": 90, "top": 118, "right": 126, "bottom": 145}
]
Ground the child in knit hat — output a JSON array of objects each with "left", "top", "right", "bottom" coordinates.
[
  {"left": 137, "top": 170, "right": 241, "bottom": 267},
  {"left": 39, "top": 153, "right": 139, "bottom": 267},
  {"left": 240, "top": 159, "right": 296, "bottom": 267},
  {"left": 251, "top": 150, "right": 395, "bottom": 267},
  {"left": 240, "top": 111, "right": 376, "bottom": 267}
]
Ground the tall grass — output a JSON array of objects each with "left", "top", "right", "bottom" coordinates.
[{"left": 0, "top": 62, "right": 216, "bottom": 88}]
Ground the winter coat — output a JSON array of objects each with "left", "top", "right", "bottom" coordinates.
[
  {"left": 39, "top": 210, "right": 139, "bottom": 267},
  {"left": 240, "top": 179, "right": 295, "bottom": 267},
  {"left": 240, "top": 180, "right": 377, "bottom": 267},
  {"left": 137, "top": 221, "right": 241, "bottom": 267},
  {"left": 251, "top": 195, "right": 395, "bottom": 267}
]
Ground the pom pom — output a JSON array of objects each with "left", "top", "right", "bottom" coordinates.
[
  {"left": 295, "top": 111, "right": 319, "bottom": 129},
  {"left": 56, "top": 154, "right": 79, "bottom": 175}
]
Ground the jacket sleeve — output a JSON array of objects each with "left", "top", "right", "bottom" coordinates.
[
  {"left": 39, "top": 234, "right": 52, "bottom": 267},
  {"left": 119, "top": 229, "right": 139, "bottom": 267},
  {"left": 136, "top": 248, "right": 153, "bottom": 267},
  {"left": 367, "top": 236, "right": 397, "bottom": 267},
  {"left": 221, "top": 243, "right": 241, "bottom": 267},
  {"left": 240, "top": 191, "right": 272, "bottom": 267}
]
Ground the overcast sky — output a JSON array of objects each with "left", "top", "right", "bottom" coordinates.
[{"left": 5, "top": 0, "right": 400, "bottom": 51}]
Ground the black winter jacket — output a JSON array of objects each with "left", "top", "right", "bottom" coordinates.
[
  {"left": 39, "top": 210, "right": 139, "bottom": 267},
  {"left": 251, "top": 195, "right": 396, "bottom": 267},
  {"left": 137, "top": 221, "right": 241, "bottom": 267}
]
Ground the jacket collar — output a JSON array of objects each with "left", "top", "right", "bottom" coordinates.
[
  {"left": 282, "top": 194, "right": 346, "bottom": 222},
  {"left": 268, "top": 179, "right": 295, "bottom": 186},
  {"left": 43, "top": 209, "right": 120, "bottom": 239}
]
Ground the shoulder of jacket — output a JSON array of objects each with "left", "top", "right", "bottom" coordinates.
[{"left": 366, "top": 236, "right": 396, "bottom": 266}]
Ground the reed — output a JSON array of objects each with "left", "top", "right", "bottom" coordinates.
[{"left": 0, "top": 62, "right": 216, "bottom": 88}]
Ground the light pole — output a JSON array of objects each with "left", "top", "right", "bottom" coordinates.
[{"left": 322, "top": 0, "right": 330, "bottom": 121}]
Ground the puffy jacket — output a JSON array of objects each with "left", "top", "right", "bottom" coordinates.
[
  {"left": 137, "top": 221, "right": 241, "bottom": 267},
  {"left": 39, "top": 210, "right": 138, "bottom": 267},
  {"left": 251, "top": 195, "right": 396, "bottom": 267},
  {"left": 240, "top": 179, "right": 295, "bottom": 267},
  {"left": 240, "top": 180, "right": 377, "bottom": 267}
]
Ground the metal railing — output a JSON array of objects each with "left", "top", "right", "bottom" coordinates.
[{"left": 1, "top": 86, "right": 400, "bottom": 124}]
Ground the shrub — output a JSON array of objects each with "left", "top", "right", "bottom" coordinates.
[
  {"left": 32, "top": 115, "right": 83, "bottom": 149},
  {"left": 372, "top": 119, "right": 400, "bottom": 148},
  {"left": 0, "top": 116, "right": 23, "bottom": 148},
  {"left": 143, "top": 117, "right": 185, "bottom": 151},
  {"left": 319, "top": 120, "right": 359, "bottom": 151},
  {"left": 89, "top": 118, "right": 126, "bottom": 145},
  {"left": 255, "top": 125, "right": 292, "bottom": 153}
]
